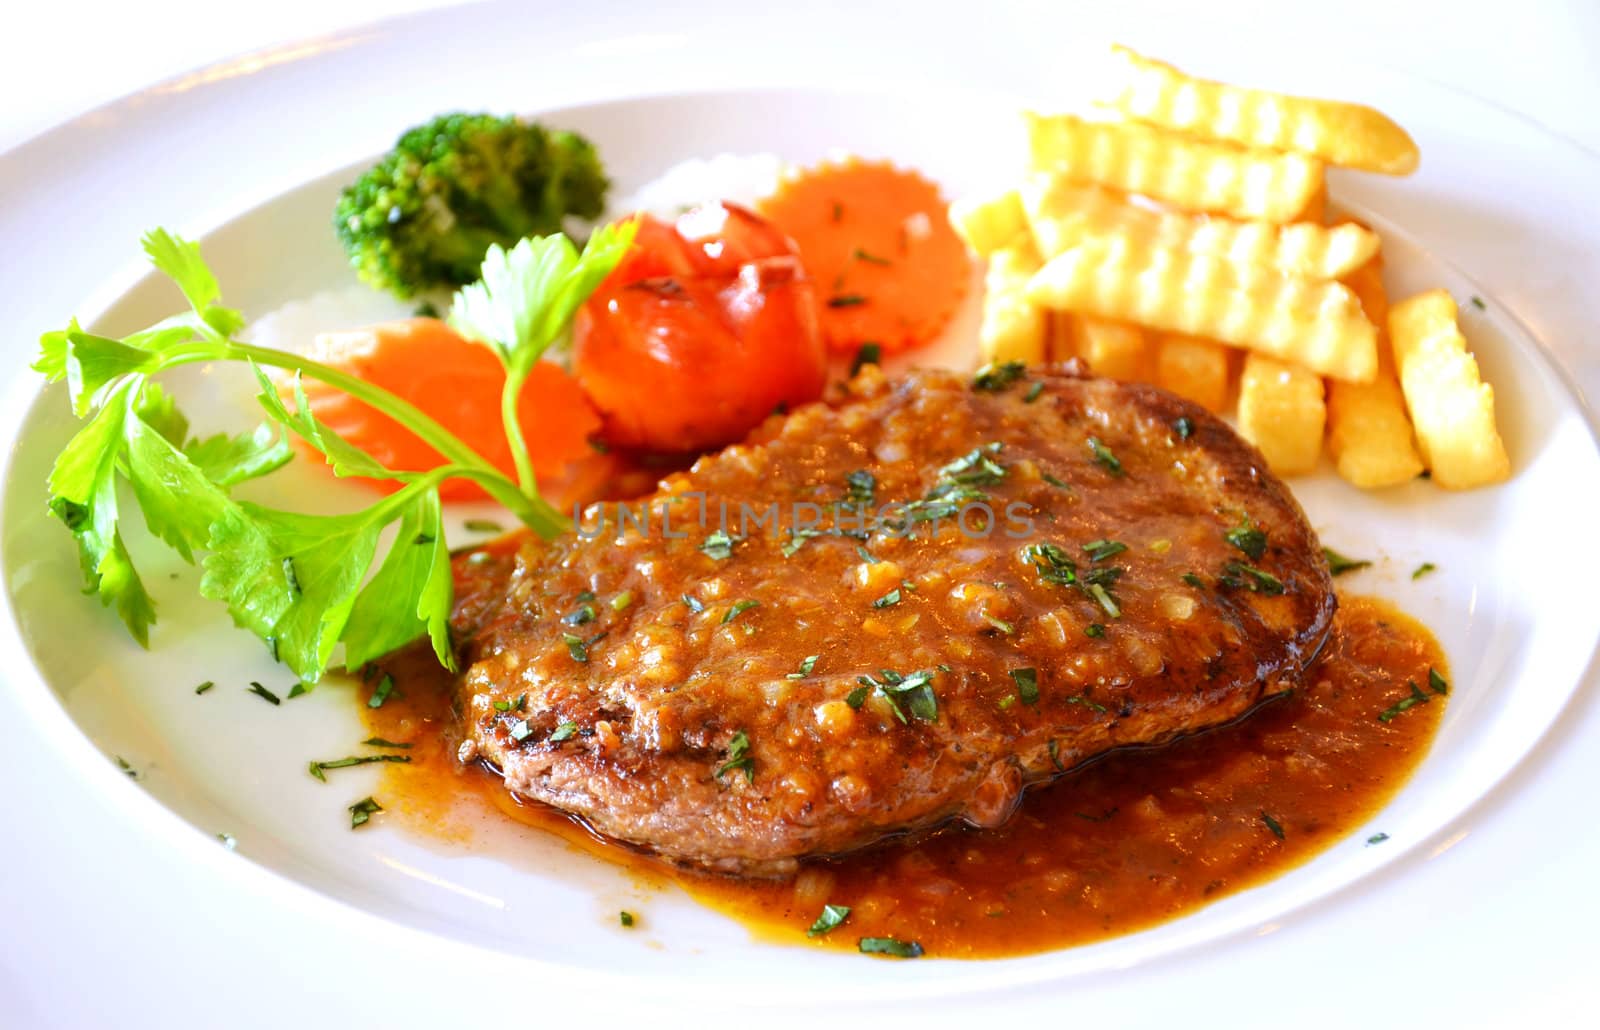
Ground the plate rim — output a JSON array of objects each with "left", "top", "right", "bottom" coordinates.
[{"left": 4, "top": 2, "right": 1600, "bottom": 1020}]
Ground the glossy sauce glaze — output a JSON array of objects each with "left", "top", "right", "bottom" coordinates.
[{"left": 368, "top": 593, "right": 1446, "bottom": 958}]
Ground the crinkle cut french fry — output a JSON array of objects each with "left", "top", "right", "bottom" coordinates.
[
  {"left": 1237, "top": 353, "right": 1325, "bottom": 475},
  {"left": 1326, "top": 260, "right": 1424, "bottom": 487},
  {"left": 1154, "top": 333, "right": 1232, "bottom": 412},
  {"left": 1026, "top": 236, "right": 1378, "bottom": 382},
  {"left": 1389, "top": 289, "right": 1510, "bottom": 489},
  {"left": 949, "top": 190, "right": 1029, "bottom": 257},
  {"left": 1024, "top": 112, "right": 1322, "bottom": 223},
  {"left": 1295, "top": 182, "right": 1327, "bottom": 225},
  {"left": 978, "top": 240, "right": 1048, "bottom": 365},
  {"left": 1021, "top": 177, "right": 1378, "bottom": 278},
  {"left": 1070, "top": 317, "right": 1149, "bottom": 381},
  {"left": 1097, "top": 45, "right": 1420, "bottom": 175}
]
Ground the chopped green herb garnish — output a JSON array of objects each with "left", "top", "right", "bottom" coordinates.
[
  {"left": 1173, "top": 416, "right": 1194, "bottom": 440},
  {"left": 217, "top": 833, "right": 237, "bottom": 850},
  {"left": 509, "top": 719, "right": 534, "bottom": 742},
  {"left": 972, "top": 360, "right": 1027, "bottom": 392},
  {"left": 1366, "top": 832, "right": 1390, "bottom": 846},
  {"left": 1323, "top": 547, "right": 1371, "bottom": 576},
  {"left": 492, "top": 693, "right": 528, "bottom": 713},
  {"left": 715, "top": 730, "right": 755, "bottom": 783},
  {"left": 1027, "top": 542, "right": 1078, "bottom": 587},
  {"left": 850, "top": 342, "right": 881, "bottom": 377},
  {"left": 194, "top": 680, "right": 214, "bottom": 695},
  {"left": 807, "top": 903, "right": 851, "bottom": 937},
  {"left": 609, "top": 591, "right": 633, "bottom": 612},
  {"left": 1041, "top": 471, "right": 1070, "bottom": 489},
  {"left": 1412, "top": 562, "right": 1437, "bottom": 580},
  {"left": 844, "top": 469, "right": 877, "bottom": 507},
  {"left": 938, "top": 443, "right": 1007, "bottom": 487},
  {"left": 1064, "top": 693, "right": 1108, "bottom": 713},
  {"left": 1181, "top": 572, "right": 1206, "bottom": 589},
  {"left": 463, "top": 518, "right": 504, "bottom": 534},
  {"left": 1225, "top": 519, "right": 1267, "bottom": 561},
  {"left": 1469, "top": 295, "right": 1486, "bottom": 311},
  {"left": 827, "top": 294, "right": 867, "bottom": 308},
  {"left": 872, "top": 588, "right": 902, "bottom": 609},
  {"left": 575, "top": 590, "right": 596, "bottom": 603},
  {"left": 984, "top": 615, "right": 1015, "bottom": 635},
  {"left": 859, "top": 937, "right": 923, "bottom": 959},
  {"left": 287, "top": 681, "right": 311, "bottom": 699},
  {"left": 1087, "top": 436, "right": 1123, "bottom": 476},
  {"left": 845, "top": 685, "right": 869, "bottom": 709},
  {"left": 1261, "top": 810, "right": 1286, "bottom": 840},
  {"left": 115, "top": 756, "right": 137, "bottom": 778},
  {"left": 361, "top": 737, "right": 412, "bottom": 749},
  {"left": 682, "top": 594, "right": 705, "bottom": 613},
  {"left": 563, "top": 603, "right": 597, "bottom": 626},
  {"left": 1082, "top": 539, "right": 1127, "bottom": 562},
  {"left": 1026, "top": 542, "right": 1126, "bottom": 618},
  {"left": 367, "top": 675, "right": 395, "bottom": 708},
  {"left": 1377, "top": 681, "right": 1431, "bottom": 723},
  {"left": 307, "top": 754, "right": 411, "bottom": 781},
  {"left": 861, "top": 669, "right": 939, "bottom": 723},
  {"left": 1219, "top": 560, "right": 1285, "bottom": 595},
  {"left": 700, "top": 530, "right": 736, "bottom": 560},
  {"left": 1428, "top": 668, "right": 1449, "bottom": 695},
  {"left": 1086, "top": 582, "right": 1121, "bottom": 618},
  {"left": 562, "top": 633, "right": 589, "bottom": 662},
  {"left": 619, "top": 910, "right": 636, "bottom": 928},
  {"left": 1010, "top": 667, "right": 1039, "bottom": 705},
  {"left": 781, "top": 527, "right": 821, "bottom": 558},
  {"left": 831, "top": 201, "right": 843, "bottom": 222},
  {"left": 1085, "top": 623, "right": 1105, "bottom": 638},
  {"left": 855, "top": 544, "right": 880, "bottom": 564},
  {"left": 722, "top": 599, "right": 761, "bottom": 624},
  {"left": 348, "top": 796, "right": 382, "bottom": 829},
  {"left": 1023, "top": 381, "right": 1045, "bottom": 403},
  {"left": 852, "top": 247, "right": 891, "bottom": 266},
  {"left": 247, "top": 681, "right": 281, "bottom": 706},
  {"left": 549, "top": 721, "right": 578, "bottom": 742},
  {"left": 787, "top": 654, "right": 819, "bottom": 680}
]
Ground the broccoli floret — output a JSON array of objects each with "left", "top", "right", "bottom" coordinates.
[{"left": 333, "top": 112, "right": 609, "bottom": 298}]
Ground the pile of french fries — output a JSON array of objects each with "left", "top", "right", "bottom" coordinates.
[{"left": 951, "top": 45, "right": 1509, "bottom": 490}]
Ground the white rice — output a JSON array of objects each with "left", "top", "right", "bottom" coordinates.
[
  {"left": 239, "top": 284, "right": 415, "bottom": 355},
  {"left": 608, "top": 152, "right": 786, "bottom": 220}
]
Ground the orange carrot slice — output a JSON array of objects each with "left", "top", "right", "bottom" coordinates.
[
  {"left": 758, "top": 159, "right": 971, "bottom": 354},
  {"left": 294, "top": 318, "right": 600, "bottom": 501}
]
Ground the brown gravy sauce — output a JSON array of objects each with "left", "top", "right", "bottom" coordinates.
[{"left": 367, "top": 593, "right": 1446, "bottom": 958}]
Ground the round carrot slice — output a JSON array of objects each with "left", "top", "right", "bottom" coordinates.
[
  {"left": 294, "top": 317, "right": 601, "bottom": 501},
  {"left": 758, "top": 159, "right": 971, "bottom": 354}
]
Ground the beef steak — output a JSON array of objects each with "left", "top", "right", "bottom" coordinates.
[{"left": 450, "top": 364, "right": 1335, "bottom": 876}]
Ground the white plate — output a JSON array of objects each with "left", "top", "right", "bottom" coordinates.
[{"left": 3, "top": 4, "right": 1600, "bottom": 1026}]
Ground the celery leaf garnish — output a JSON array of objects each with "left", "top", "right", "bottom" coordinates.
[{"left": 37, "top": 224, "right": 628, "bottom": 679}]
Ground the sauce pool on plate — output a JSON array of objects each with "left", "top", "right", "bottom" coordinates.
[{"left": 367, "top": 593, "right": 1446, "bottom": 958}]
